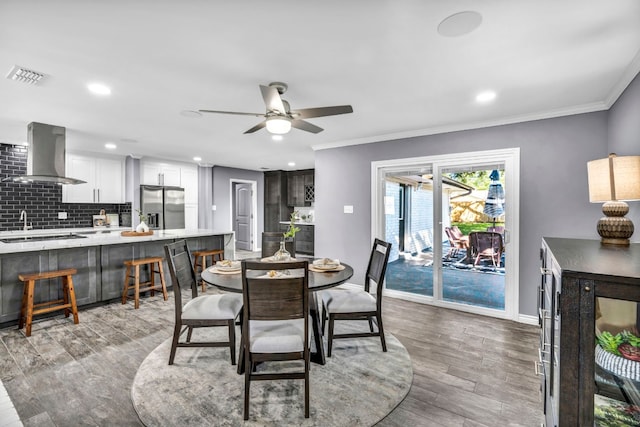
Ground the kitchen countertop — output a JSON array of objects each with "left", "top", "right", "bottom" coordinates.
[{"left": 0, "top": 228, "right": 235, "bottom": 254}]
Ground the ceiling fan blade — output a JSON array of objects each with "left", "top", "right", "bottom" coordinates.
[
  {"left": 260, "top": 85, "right": 286, "bottom": 114},
  {"left": 243, "top": 121, "right": 267, "bottom": 134},
  {"left": 293, "top": 105, "right": 353, "bottom": 119},
  {"left": 291, "top": 119, "right": 323, "bottom": 134},
  {"left": 199, "top": 109, "right": 265, "bottom": 117}
]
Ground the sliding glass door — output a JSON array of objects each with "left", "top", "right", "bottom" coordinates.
[{"left": 373, "top": 148, "right": 519, "bottom": 320}]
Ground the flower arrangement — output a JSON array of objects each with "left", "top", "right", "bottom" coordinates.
[{"left": 283, "top": 211, "right": 300, "bottom": 239}]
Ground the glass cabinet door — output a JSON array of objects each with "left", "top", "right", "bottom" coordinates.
[{"left": 594, "top": 296, "right": 640, "bottom": 426}]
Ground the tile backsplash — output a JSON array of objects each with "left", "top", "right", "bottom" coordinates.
[{"left": 0, "top": 143, "right": 130, "bottom": 231}]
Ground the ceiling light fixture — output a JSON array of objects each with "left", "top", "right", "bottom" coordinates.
[
  {"left": 193, "top": 156, "right": 202, "bottom": 162},
  {"left": 105, "top": 143, "right": 117, "bottom": 150},
  {"left": 87, "top": 82, "right": 111, "bottom": 96},
  {"left": 288, "top": 162, "right": 296, "bottom": 167},
  {"left": 265, "top": 116, "right": 291, "bottom": 135},
  {"left": 476, "top": 90, "right": 497, "bottom": 103}
]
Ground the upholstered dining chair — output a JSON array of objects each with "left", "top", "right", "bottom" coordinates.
[
  {"left": 164, "top": 240, "right": 243, "bottom": 365},
  {"left": 261, "top": 231, "right": 295, "bottom": 258},
  {"left": 241, "top": 259, "right": 310, "bottom": 420},
  {"left": 320, "top": 238, "right": 392, "bottom": 357}
]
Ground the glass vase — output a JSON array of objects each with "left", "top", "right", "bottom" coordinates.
[{"left": 273, "top": 239, "right": 291, "bottom": 261}]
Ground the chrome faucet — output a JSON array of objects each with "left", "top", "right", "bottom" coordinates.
[{"left": 19, "top": 210, "right": 32, "bottom": 231}]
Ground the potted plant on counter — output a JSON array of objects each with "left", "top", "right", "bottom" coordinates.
[{"left": 135, "top": 209, "right": 150, "bottom": 233}]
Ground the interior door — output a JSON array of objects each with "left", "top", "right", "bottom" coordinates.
[{"left": 234, "top": 183, "right": 253, "bottom": 251}]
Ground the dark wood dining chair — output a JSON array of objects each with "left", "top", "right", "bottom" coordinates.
[
  {"left": 261, "top": 231, "right": 295, "bottom": 258},
  {"left": 320, "top": 238, "right": 392, "bottom": 357},
  {"left": 164, "top": 240, "right": 243, "bottom": 365},
  {"left": 468, "top": 231, "right": 504, "bottom": 267},
  {"left": 241, "top": 259, "right": 310, "bottom": 420}
]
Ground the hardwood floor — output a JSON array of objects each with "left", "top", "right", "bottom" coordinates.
[{"left": 0, "top": 290, "right": 543, "bottom": 426}]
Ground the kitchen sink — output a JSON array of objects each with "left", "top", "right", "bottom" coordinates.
[{"left": 0, "top": 233, "right": 88, "bottom": 243}]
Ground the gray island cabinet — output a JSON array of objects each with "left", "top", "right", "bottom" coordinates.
[{"left": 0, "top": 229, "right": 234, "bottom": 325}]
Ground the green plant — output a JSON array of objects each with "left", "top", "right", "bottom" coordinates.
[
  {"left": 597, "top": 331, "right": 624, "bottom": 355},
  {"left": 283, "top": 211, "right": 300, "bottom": 239},
  {"left": 135, "top": 208, "right": 146, "bottom": 223}
]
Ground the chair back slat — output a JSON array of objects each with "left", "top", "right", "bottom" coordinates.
[
  {"left": 365, "top": 239, "right": 392, "bottom": 294},
  {"left": 164, "top": 240, "right": 199, "bottom": 316},
  {"left": 242, "top": 260, "right": 308, "bottom": 321}
]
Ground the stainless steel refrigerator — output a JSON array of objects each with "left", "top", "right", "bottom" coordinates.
[{"left": 140, "top": 185, "right": 185, "bottom": 229}]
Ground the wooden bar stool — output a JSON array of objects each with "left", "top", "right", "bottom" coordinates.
[
  {"left": 122, "top": 257, "right": 168, "bottom": 309},
  {"left": 18, "top": 268, "right": 79, "bottom": 337},
  {"left": 193, "top": 249, "right": 224, "bottom": 291}
]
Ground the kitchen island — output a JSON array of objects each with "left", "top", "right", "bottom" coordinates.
[{"left": 0, "top": 228, "right": 234, "bottom": 325}]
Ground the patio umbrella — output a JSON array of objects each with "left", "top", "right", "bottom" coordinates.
[{"left": 483, "top": 170, "right": 504, "bottom": 227}]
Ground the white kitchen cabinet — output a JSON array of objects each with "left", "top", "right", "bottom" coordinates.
[
  {"left": 63, "top": 154, "right": 124, "bottom": 203},
  {"left": 185, "top": 204, "right": 198, "bottom": 229},
  {"left": 141, "top": 161, "right": 181, "bottom": 186},
  {"left": 181, "top": 166, "right": 198, "bottom": 204}
]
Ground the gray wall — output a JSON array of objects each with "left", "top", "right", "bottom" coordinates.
[
  {"left": 315, "top": 111, "right": 611, "bottom": 317},
  {"left": 608, "top": 72, "right": 640, "bottom": 231},
  {"left": 212, "top": 166, "right": 264, "bottom": 245}
]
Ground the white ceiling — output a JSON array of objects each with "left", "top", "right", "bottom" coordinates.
[{"left": 1, "top": 1, "right": 639, "bottom": 171}]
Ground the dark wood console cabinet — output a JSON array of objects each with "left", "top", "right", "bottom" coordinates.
[{"left": 540, "top": 237, "right": 640, "bottom": 426}]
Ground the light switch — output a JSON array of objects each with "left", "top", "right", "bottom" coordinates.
[
  {"left": 212, "top": 205, "right": 217, "bottom": 211},
  {"left": 344, "top": 205, "right": 354, "bottom": 214}
]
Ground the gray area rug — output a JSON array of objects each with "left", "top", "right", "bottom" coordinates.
[{"left": 132, "top": 322, "right": 412, "bottom": 426}]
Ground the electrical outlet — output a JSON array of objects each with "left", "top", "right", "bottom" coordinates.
[
  {"left": 344, "top": 205, "right": 353, "bottom": 214},
  {"left": 58, "top": 212, "right": 67, "bottom": 219},
  {"left": 212, "top": 205, "right": 217, "bottom": 211}
]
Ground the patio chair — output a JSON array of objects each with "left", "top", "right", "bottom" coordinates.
[
  {"left": 468, "top": 231, "right": 504, "bottom": 267},
  {"left": 444, "top": 226, "right": 468, "bottom": 259}
]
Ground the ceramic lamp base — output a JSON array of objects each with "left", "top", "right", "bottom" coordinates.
[{"left": 597, "top": 201, "right": 634, "bottom": 246}]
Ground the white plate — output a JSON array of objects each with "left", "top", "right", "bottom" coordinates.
[
  {"left": 313, "top": 258, "right": 340, "bottom": 270},
  {"left": 215, "top": 261, "right": 240, "bottom": 271}
]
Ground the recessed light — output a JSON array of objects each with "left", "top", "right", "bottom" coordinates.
[
  {"left": 105, "top": 143, "right": 117, "bottom": 150},
  {"left": 271, "top": 135, "right": 283, "bottom": 141},
  {"left": 438, "top": 11, "right": 482, "bottom": 37},
  {"left": 288, "top": 162, "right": 295, "bottom": 167},
  {"left": 180, "top": 110, "right": 202, "bottom": 118},
  {"left": 193, "top": 156, "right": 202, "bottom": 162},
  {"left": 87, "top": 82, "right": 111, "bottom": 96},
  {"left": 476, "top": 90, "right": 497, "bottom": 103}
]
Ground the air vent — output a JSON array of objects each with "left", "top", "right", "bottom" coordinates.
[{"left": 6, "top": 65, "right": 47, "bottom": 85}]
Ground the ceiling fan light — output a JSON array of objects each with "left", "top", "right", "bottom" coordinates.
[{"left": 266, "top": 117, "right": 291, "bottom": 134}]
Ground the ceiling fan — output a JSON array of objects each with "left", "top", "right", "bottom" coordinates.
[{"left": 199, "top": 82, "right": 353, "bottom": 135}]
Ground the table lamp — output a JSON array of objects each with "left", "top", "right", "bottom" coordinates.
[{"left": 587, "top": 153, "right": 640, "bottom": 245}]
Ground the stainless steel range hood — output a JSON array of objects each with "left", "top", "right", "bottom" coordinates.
[{"left": 2, "top": 122, "right": 85, "bottom": 185}]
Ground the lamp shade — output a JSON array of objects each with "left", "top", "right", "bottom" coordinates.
[
  {"left": 587, "top": 154, "right": 640, "bottom": 202},
  {"left": 265, "top": 116, "right": 291, "bottom": 134}
]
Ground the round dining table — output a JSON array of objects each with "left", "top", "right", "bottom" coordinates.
[{"left": 201, "top": 258, "right": 353, "bottom": 369}]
